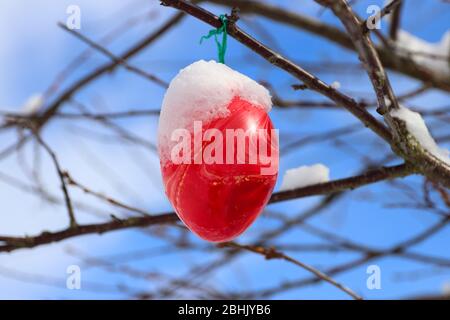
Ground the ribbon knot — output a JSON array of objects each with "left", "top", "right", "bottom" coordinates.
[{"left": 200, "top": 14, "right": 228, "bottom": 64}]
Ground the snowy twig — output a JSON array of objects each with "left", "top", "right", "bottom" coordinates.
[
  {"left": 316, "top": 0, "right": 450, "bottom": 188},
  {"left": 270, "top": 163, "right": 412, "bottom": 203}
]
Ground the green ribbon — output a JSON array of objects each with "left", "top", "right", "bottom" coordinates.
[{"left": 200, "top": 14, "right": 228, "bottom": 64}]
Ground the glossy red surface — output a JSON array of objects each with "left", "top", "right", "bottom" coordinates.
[{"left": 160, "top": 97, "right": 278, "bottom": 242}]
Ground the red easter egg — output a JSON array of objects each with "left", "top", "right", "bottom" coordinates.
[{"left": 160, "top": 96, "right": 278, "bottom": 242}]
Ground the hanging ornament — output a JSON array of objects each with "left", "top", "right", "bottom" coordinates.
[{"left": 157, "top": 16, "right": 278, "bottom": 242}]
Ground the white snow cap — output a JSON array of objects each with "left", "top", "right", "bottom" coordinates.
[
  {"left": 22, "top": 94, "right": 44, "bottom": 115},
  {"left": 390, "top": 105, "right": 450, "bottom": 165},
  {"left": 158, "top": 60, "right": 272, "bottom": 163},
  {"left": 396, "top": 30, "right": 450, "bottom": 78},
  {"left": 330, "top": 81, "right": 341, "bottom": 90},
  {"left": 279, "top": 164, "right": 330, "bottom": 191}
]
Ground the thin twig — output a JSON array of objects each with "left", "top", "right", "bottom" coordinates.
[
  {"left": 33, "top": 133, "right": 77, "bottom": 228},
  {"left": 9, "top": 13, "right": 185, "bottom": 134},
  {"left": 315, "top": 0, "right": 450, "bottom": 188},
  {"left": 64, "top": 172, "right": 151, "bottom": 217},
  {"left": 219, "top": 242, "right": 363, "bottom": 300},
  {"left": 388, "top": 0, "right": 403, "bottom": 41},
  {"left": 160, "top": 0, "right": 393, "bottom": 143},
  {"left": 57, "top": 22, "right": 168, "bottom": 88}
]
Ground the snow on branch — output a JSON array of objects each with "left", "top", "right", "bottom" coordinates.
[
  {"left": 21, "top": 93, "right": 44, "bottom": 115},
  {"left": 395, "top": 30, "right": 450, "bottom": 79},
  {"left": 279, "top": 164, "right": 330, "bottom": 191},
  {"left": 390, "top": 105, "right": 450, "bottom": 166}
]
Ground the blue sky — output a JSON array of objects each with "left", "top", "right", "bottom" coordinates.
[{"left": 0, "top": 0, "right": 449, "bottom": 299}]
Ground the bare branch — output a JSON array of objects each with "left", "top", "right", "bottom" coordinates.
[
  {"left": 219, "top": 242, "right": 363, "bottom": 300},
  {"left": 388, "top": 1, "right": 403, "bottom": 41},
  {"left": 315, "top": 0, "right": 450, "bottom": 187},
  {"left": 57, "top": 22, "right": 168, "bottom": 88},
  {"left": 64, "top": 172, "right": 151, "bottom": 217},
  {"left": 0, "top": 163, "right": 413, "bottom": 253},
  {"left": 204, "top": 0, "right": 450, "bottom": 93},
  {"left": 33, "top": 133, "right": 77, "bottom": 228},
  {"left": 160, "top": 0, "right": 393, "bottom": 143},
  {"left": 1, "top": 13, "right": 184, "bottom": 134}
]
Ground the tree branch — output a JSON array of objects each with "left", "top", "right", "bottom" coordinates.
[
  {"left": 34, "top": 133, "right": 77, "bottom": 228},
  {"left": 57, "top": 22, "right": 168, "bottom": 88},
  {"left": 204, "top": 0, "right": 450, "bottom": 93},
  {"left": 315, "top": 0, "right": 450, "bottom": 188},
  {"left": 0, "top": 163, "right": 413, "bottom": 253},
  {"left": 388, "top": 0, "right": 403, "bottom": 41},
  {"left": 1, "top": 12, "right": 185, "bottom": 133},
  {"left": 218, "top": 242, "right": 363, "bottom": 300},
  {"left": 160, "top": 0, "right": 393, "bottom": 143}
]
